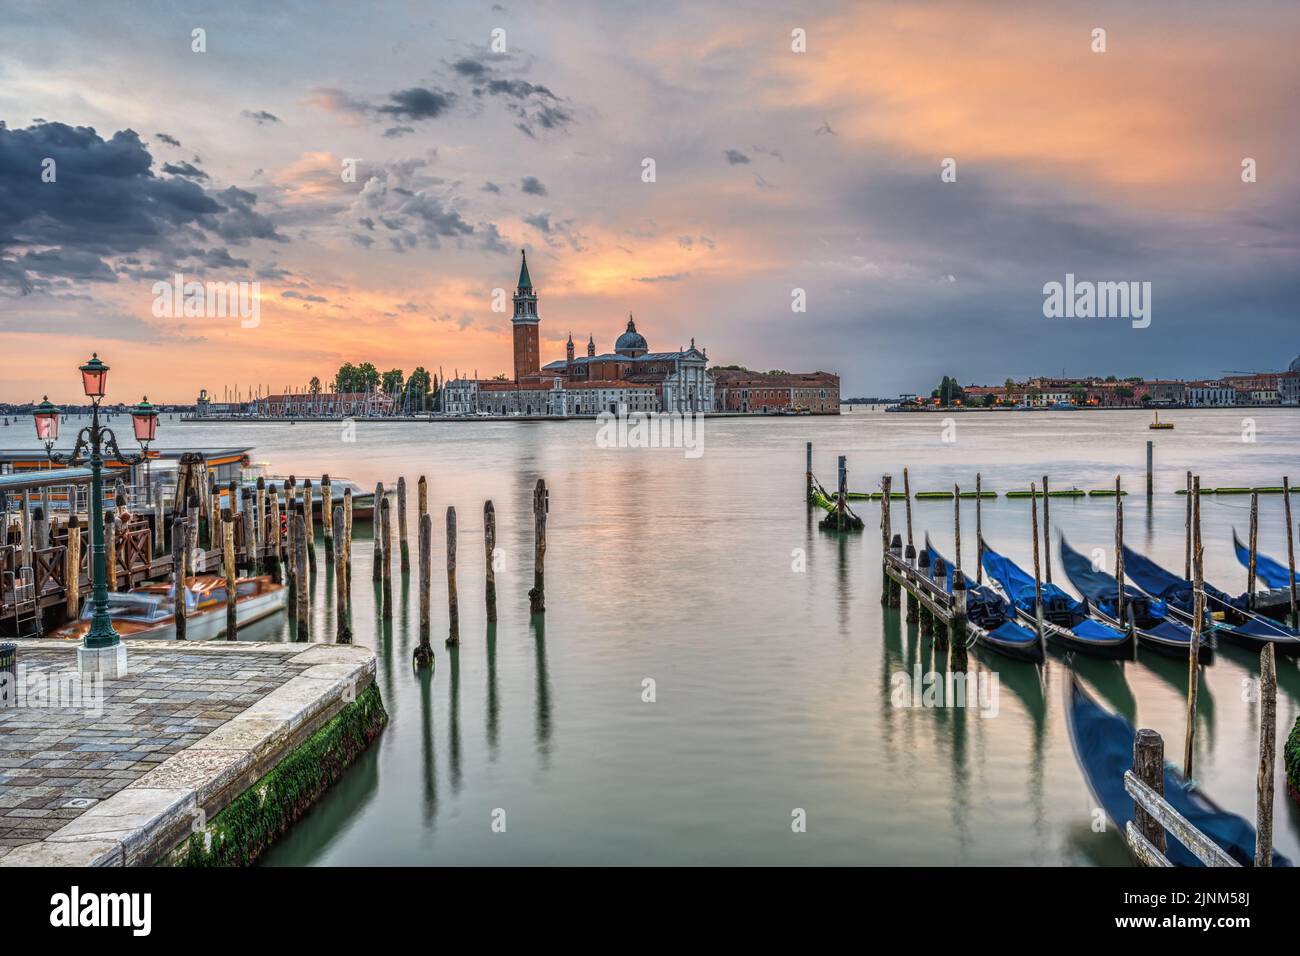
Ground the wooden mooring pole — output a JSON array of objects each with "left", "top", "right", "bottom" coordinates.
[
  {"left": 529, "top": 478, "right": 547, "bottom": 614},
  {"left": 1284, "top": 476, "right": 1297, "bottom": 626},
  {"left": 880, "top": 474, "right": 892, "bottom": 606},
  {"left": 294, "top": 505, "right": 309, "bottom": 641},
  {"left": 222, "top": 507, "right": 237, "bottom": 640},
  {"left": 381, "top": 496, "right": 393, "bottom": 620},
  {"left": 65, "top": 515, "right": 81, "bottom": 620},
  {"left": 171, "top": 516, "right": 186, "bottom": 641},
  {"left": 484, "top": 500, "right": 497, "bottom": 623},
  {"left": 902, "top": 467, "right": 914, "bottom": 550},
  {"left": 268, "top": 483, "right": 282, "bottom": 584},
  {"left": 1134, "top": 729, "right": 1166, "bottom": 856},
  {"left": 1030, "top": 483, "right": 1045, "bottom": 655},
  {"left": 1185, "top": 475, "right": 1203, "bottom": 778},
  {"left": 1184, "top": 471, "right": 1193, "bottom": 580},
  {"left": 904, "top": 543, "right": 918, "bottom": 623},
  {"left": 950, "top": 569, "right": 969, "bottom": 667},
  {"left": 1248, "top": 490, "right": 1259, "bottom": 611},
  {"left": 418, "top": 475, "right": 428, "bottom": 526},
  {"left": 1256, "top": 643, "right": 1277, "bottom": 866},
  {"left": 342, "top": 486, "right": 353, "bottom": 597},
  {"left": 334, "top": 504, "right": 350, "bottom": 644},
  {"left": 255, "top": 476, "right": 267, "bottom": 573},
  {"left": 303, "top": 479, "right": 316, "bottom": 573},
  {"left": 397, "top": 476, "right": 410, "bottom": 575},
  {"left": 414, "top": 511, "right": 433, "bottom": 666},
  {"left": 241, "top": 487, "right": 256, "bottom": 574},
  {"left": 805, "top": 442, "right": 813, "bottom": 500},
  {"left": 917, "top": 549, "right": 933, "bottom": 637},
  {"left": 372, "top": 482, "right": 385, "bottom": 583},
  {"left": 953, "top": 484, "right": 961, "bottom": 572},
  {"left": 1146, "top": 440, "right": 1154, "bottom": 499},
  {"left": 321, "top": 474, "right": 333, "bottom": 563},
  {"left": 1041, "top": 475, "right": 1052, "bottom": 584},
  {"left": 975, "top": 473, "right": 983, "bottom": 586},
  {"left": 1115, "top": 476, "right": 1125, "bottom": 626},
  {"left": 446, "top": 506, "right": 460, "bottom": 646}
]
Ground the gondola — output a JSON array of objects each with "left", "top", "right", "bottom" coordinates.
[
  {"left": 981, "top": 538, "right": 1134, "bottom": 659},
  {"left": 923, "top": 537, "right": 1044, "bottom": 663},
  {"left": 1232, "top": 530, "right": 1299, "bottom": 592},
  {"left": 1059, "top": 537, "right": 1214, "bottom": 663},
  {"left": 1122, "top": 544, "right": 1300, "bottom": 656},
  {"left": 1065, "top": 675, "right": 1289, "bottom": 867}
]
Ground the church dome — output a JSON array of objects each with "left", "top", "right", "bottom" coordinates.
[
  {"left": 615, "top": 315, "right": 648, "bottom": 354},
  {"left": 1290, "top": 354, "right": 1300, "bottom": 373}
]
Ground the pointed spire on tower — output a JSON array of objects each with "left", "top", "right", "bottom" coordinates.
[
  {"left": 517, "top": 249, "right": 532, "bottom": 290},
  {"left": 587, "top": 333, "right": 595, "bottom": 357}
]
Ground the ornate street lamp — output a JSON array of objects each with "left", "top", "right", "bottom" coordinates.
[
  {"left": 36, "top": 353, "right": 153, "bottom": 677},
  {"left": 130, "top": 396, "right": 158, "bottom": 496}
]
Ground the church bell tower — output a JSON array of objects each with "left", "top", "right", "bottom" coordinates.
[{"left": 512, "top": 249, "right": 540, "bottom": 383}]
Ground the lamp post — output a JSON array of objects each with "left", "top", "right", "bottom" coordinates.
[{"left": 34, "top": 354, "right": 157, "bottom": 677}]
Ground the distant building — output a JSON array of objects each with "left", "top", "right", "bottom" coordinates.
[
  {"left": 1186, "top": 381, "right": 1235, "bottom": 406},
  {"left": 712, "top": 369, "right": 840, "bottom": 413},
  {"left": 443, "top": 252, "right": 838, "bottom": 415}
]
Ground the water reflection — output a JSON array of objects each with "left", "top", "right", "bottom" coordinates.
[
  {"left": 532, "top": 614, "right": 552, "bottom": 762},
  {"left": 448, "top": 646, "right": 462, "bottom": 793},
  {"left": 485, "top": 623, "right": 499, "bottom": 759}
]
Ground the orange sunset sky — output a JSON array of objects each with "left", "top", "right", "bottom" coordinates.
[{"left": 2, "top": 0, "right": 1298, "bottom": 401}]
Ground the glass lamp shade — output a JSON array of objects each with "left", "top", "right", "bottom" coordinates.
[
  {"left": 131, "top": 396, "right": 159, "bottom": 442},
  {"left": 33, "top": 396, "right": 61, "bottom": 441},
  {"left": 79, "top": 353, "right": 109, "bottom": 398}
]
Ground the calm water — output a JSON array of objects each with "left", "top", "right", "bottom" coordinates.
[{"left": 13, "top": 407, "right": 1300, "bottom": 864}]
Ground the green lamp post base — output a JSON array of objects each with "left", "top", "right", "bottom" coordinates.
[{"left": 77, "top": 641, "right": 128, "bottom": 679}]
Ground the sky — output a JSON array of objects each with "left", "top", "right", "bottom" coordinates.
[{"left": 1, "top": 0, "right": 1298, "bottom": 402}]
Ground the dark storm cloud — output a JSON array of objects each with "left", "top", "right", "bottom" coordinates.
[
  {"left": 520, "top": 176, "right": 547, "bottom": 196},
  {"left": 378, "top": 88, "right": 455, "bottom": 120},
  {"left": 155, "top": 132, "right": 182, "bottom": 147},
  {"left": 240, "top": 109, "right": 282, "bottom": 125},
  {"left": 209, "top": 185, "right": 285, "bottom": 245},
  {"left": 0, "top": 122, "right": 234, "bottom": 290},
  {"left": 523, "top": 212, "right": 551, "bottom": 233},
  {"left": 161, "top": 160, "right": 208, "bottom": 181},
  {"left": 722, "top": 149, "right": 750, "bottom": 165},
  {"left": 383, "top": 125, "right": 415, "bottom": 138},
  {"left": 0, "top": 122, "right": 283, "bottom": 293},
  {"left": 452, "top": 57, "right": 489, "bottom": 77}
]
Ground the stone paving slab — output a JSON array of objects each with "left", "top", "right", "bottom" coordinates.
[{"left": 0, "top": 640, "right": 375, "bottom": 865}]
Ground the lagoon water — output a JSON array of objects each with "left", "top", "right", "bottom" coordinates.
[{"left": 17, "top": 407, "right": 1300, "bottom": 864}]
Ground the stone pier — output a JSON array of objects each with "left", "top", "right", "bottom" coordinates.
[{"left": 0, "top": 640, "right": 383, "bottom": 866}]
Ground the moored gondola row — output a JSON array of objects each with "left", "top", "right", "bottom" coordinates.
[{"left": 868, "top": 466, "right": 1296, "bottom": 869}]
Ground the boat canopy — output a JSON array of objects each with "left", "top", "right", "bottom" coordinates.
[
  {"left": 981, "top": 540, "right": 1081, "bottom": 614},
  {"left": 1233, "top": 531, "right": 1298, "bottom": 590},
  {"left": 1060, "top": 538, "right": 1165, "bottom": 613},
  {"left": 1121, "top": 545, "right": 1242, "bottom": 612}
]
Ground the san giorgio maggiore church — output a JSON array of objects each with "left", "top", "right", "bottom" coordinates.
[{"left": 444, "top": 251, "right": 716, "bottom": 417}]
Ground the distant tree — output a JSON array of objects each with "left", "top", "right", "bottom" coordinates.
[
  {"left": 406, "top": 367, "right": 432, "bottom": 411},
  {"left": 1139, "top": 392, "right": 1152, "bottom": 404},
  {"left": 309, "top": 376, "right": 322, "bottom": 395},
  {"left": 491, "top": 373, "right": 509, "bottom": 381},
  {"left": 1105, "top": 375, "right": 1118, "bottom": 383},
  {"left": 1071, "top": 387, "right": 1087, "bottom": 404},
  {"left": 382, "top": 369, "right": 405, "bottom": 395},
  {"left": 931, "top": 375, "right": 966, "bottom": 406},
  {"left": 1116, "top": 386, "right": 1135, "bottom": 400}
]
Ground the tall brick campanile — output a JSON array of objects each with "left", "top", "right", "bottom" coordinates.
[{"left": 511, "top": 249, "right": 539, "bottom": 383}]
